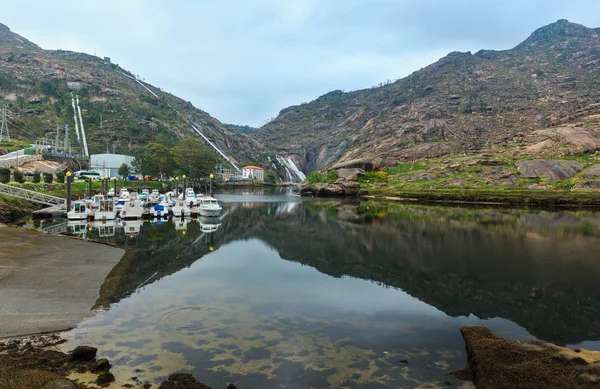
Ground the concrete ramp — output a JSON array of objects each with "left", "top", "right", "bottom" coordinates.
[{"left": 0, "top": 226, "right": 124, "bottom": 338}]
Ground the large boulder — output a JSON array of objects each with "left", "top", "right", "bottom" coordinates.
[
  {"left": 582, "top": 164, "right": 600, "bottom": 179},
  {"left": 336, "top": 167, "right": 365, "bottom": 182},
  {"left": 527, "top": 127, "right": 600, "bottom": 154},
  {"left": 299, "top": 181, "right": 360, "bottom": 197},
  {"left": 516, "top": 159, "right": 584, "bottom": 181},
  {"left": 573, "top": 180, "right": 600, "bottom": 191},
  {"left": 458, "top": 326, "right": 600, "bottom": 389},
  {"left": 158, "top": 373, "right": 212, "bottom": 389}
]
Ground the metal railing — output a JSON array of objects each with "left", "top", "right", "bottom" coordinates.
[{"left": 0, "top": 183, "right": 66, "bottom": 207}]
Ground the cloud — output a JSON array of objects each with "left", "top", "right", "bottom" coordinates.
[{"left": 2, "top": 0, "right": 600, "bottom": 126}]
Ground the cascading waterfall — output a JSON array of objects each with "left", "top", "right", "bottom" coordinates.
[
  {"left": 275, "top": 155, "right": 306, "bottom": 182},
  {"left": 70, "top": 94, "right": 80, "bottom": 141}
]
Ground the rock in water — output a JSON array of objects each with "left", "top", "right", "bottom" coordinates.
[
  {"left": 93, "top": 358, "right": 111, "bottom": 372},
  {"left": 96, "top": 372, "right": 115, "bottom": 386},
  {"left": 515, "top": 159, "right": 584, "bottom": 181},
  {"left": 158, "top": 373, "right": 212, "bottom": 389},
  {"left": 458, "top": 326, "right": 600, "bottom": 388},
  {"left": 69, "top": 345, "right": 97, "bottom": 362}
]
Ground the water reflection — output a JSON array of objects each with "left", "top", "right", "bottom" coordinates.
[{"left": 29, "top": 194, "right": 600, "bottom": 388}]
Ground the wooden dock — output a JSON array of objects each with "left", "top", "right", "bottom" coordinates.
[{"left": 33, "top": 206, "right": 66, "bottom": 219}]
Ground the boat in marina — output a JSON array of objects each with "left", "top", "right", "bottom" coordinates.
[
  {"left": 94, "top": 199, "right": 117, "bottom": 221},
  {"left": 198, "top": 197, "right": 222, "bottom": 217},
  {"left": 67, "top": 200, "right": 91, "bottom": 220},
  {"left": 120, "top": 199, "right": 144, "bottom": 219},
  {"left": 150, "top": 203, "right": 169, "bottom": 218},
  {"left": 172, "top": 199, "right": 196, "bottom": 218},
  {"left": 181, "top": 188, "right": 201, "bottom": 206}
]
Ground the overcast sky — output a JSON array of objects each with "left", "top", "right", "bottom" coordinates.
[{"left": 3, "top": 1, "right": 600, "bottom": 126}]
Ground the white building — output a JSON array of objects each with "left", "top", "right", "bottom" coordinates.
[
  {"left": 90, "top": 153, "right": 135, "bottom": 178},
  {"left": 242, "top": 165, "right": 264, "bottom": 182}
]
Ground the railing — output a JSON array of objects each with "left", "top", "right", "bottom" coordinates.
[{"left": 0, "top": 183, "right": 66, "bottom": 207}]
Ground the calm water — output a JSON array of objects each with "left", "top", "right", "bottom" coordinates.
[{"left": 29, "top": 189, "right": 600, "bottom": 388}]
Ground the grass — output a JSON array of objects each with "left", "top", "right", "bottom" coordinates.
[{"left": 0, "top": 368, "right": 62, "bottom": 389}]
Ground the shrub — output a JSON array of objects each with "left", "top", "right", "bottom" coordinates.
[
  {"left": 43, "top": 173, "right": 53, "bottom": 183},
  {"left": 359, "top": 170, "right": 388, "bottom": 183},
  {"left": 13, "top": 169, "right": 24, "bottom": 183},
  {"left": 55, "top": 171, "right": 65, "bottom": 184},
  {"left": 306, "top": 171, "right": 324, "bottom": 184},
  {"left": 325, "top": 170, "right": 338, "bottom": 182},
  {"left": 33, "top": 171, "right": 41, "bottom": 183},
  {"left": 0, "top": 167, "right": 10, "bottom": 183}
]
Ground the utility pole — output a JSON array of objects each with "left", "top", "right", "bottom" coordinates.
[
  {"left": 64, "top": 124, "right": 71, "bottom": 155},
  {"left": 0, "top": 105, "right": 9, "bottom": 143}
]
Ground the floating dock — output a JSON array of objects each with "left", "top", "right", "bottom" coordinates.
[{"left": 33, "top": 206, "right": 66, "bottom": 219}]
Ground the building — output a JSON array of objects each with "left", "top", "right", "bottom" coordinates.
[
  {"left": 242, "top": 165, "right": 264, "bottom": 182},
  {"left": 90, "top": 153, "right": 135, "bottom": 178}
]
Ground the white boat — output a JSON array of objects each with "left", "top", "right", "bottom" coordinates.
[
  {"left": 150, "top": 203, "right": 169, "bottom": 218},
  {"left": 67, "top": 200, "right": 90, "bottom": 220},
  {"left": 172, "top": 199, "right": 196, "bottom": 218},
  {"left": 181, "top": 188, "right": 199, "bottom": 205},
  {"left": 94, "top": 199, "right": 117, "bottom": 221},
  {"left": 148, "top": 189, "right": 160, "bottom": 204},
  {"left": 198, "top": 197, "right": 222, "bottom": 217},
  {"left": 107, "top": 188, "right": 115, "bottom": 198},
  {"left": 120, "top": 199, "right": 144, "bottom": 219}
]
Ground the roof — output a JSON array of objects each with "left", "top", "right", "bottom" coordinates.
[
  {"left": 90, "top": 153, "right": 135, "bottom": 168},
  {"left": 243, "top": 165, "right": 264, "bottom": 170}
]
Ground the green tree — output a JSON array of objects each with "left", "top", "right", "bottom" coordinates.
[
  {"left": 173, "top": 138, "right": 218, "bottom": 178},
  {"left": 132, "top": 151, "right": 155, "bottom": 177},
  {"left": 0, "top": 168, "right": 10, "bottom": 183},
  {"left": 145, "top": 142, "right": 176, "bottom": 179},
  {"left": 306, "top": 171, "right": 324, "bottom": 184},
  {"left": 43, "top": 173, "right": 53, "bottom": 183},
  {"left": 32, "top": 171, "right": 41, "bottom": 183},
  {"left": 55, "top": 171, "right": 65, "bottom": 183},
  {"left": 118, "top": 163, "right": 131, "bottom": 178},
  {"left": 13, "top": 169, "right": 24, "bottom": 183}
]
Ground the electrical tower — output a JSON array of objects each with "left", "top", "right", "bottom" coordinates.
[
  {"left": 64, "top": 124, "right": 71, "bottom": 154},
  {"left": 0, "top": 105, "right": 10, "bottom": 143}
]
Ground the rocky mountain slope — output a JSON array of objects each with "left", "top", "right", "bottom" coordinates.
[
  {"left": 0, "top": 23, "right": 262, "bottom": 165},
  {"left": 253, "top": 19, "right": 600, "bottom": 172}
]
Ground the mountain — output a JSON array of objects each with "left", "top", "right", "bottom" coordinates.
[
  {"left": 0, "top": 23, "right": 262, "bottom": 165},
  {"left": 253, "top": 19, "right": 600, "bottom": 172}
]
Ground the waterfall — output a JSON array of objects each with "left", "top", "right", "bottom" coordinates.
[{"left": 275, "top": 155, "right": 306, "bottom": 182}]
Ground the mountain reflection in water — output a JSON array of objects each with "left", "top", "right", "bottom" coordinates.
[{"left": 36, "top": 191, "right": 600, "bottom": 388}]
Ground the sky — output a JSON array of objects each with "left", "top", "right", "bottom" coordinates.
[{"left": 2, "top": 0, "right": 600, "bottom": 127}]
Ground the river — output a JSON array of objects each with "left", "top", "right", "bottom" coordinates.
[{"left": 24, "top": 188, "right": 600, "bottom": 388}]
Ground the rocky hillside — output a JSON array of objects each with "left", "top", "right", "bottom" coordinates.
[
  {"left": 0, "top": 23, "right": 262, "bottom": 164},
  {"left": 253, "top": 19, "right": 600, "bottom": 172}
]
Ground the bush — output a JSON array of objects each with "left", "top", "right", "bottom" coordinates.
[
  {"left": 306, "top": 171, "right": 324, "bottom": 184},
  {"left": 325, "top": 170, "right": 338, "bottom": 182},
  {"left": 55, "top": 171, "right": 65, "bottom": 184},
  {"left": 359, "top": 170, "right": 388, "bottom": 183},
  {"left": 0, "top": 167, "right": 10, "bottom": 183},
  {"left": 13, "top": 169, "right": 24, "bottom": 183},
  {"left": 33, "top": 171, "right": 41, "bottom": 183},
  {"left": 43, "top": 173, "right": 53, "bottom": 183}
]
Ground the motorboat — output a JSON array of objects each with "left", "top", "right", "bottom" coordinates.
[
  {"left": 67, "top": 200, "right": 91, "bottom": 220},
  {"left": 172, "top": 199, "right": 196, "bottom": 218},
  {"left": 198, "top": 197, "right": 222, "bottom": 217},
  {"left": 148, "top": 189, "right": 160, "bottom": 204},
  {"left": 150, "top": 203, "right": 169, "bottom": 218},
  {"left": 120, "top": 199, "right": 144, "bottom": 219},
  {"left": 94, "top": 199, "right": 117, "bottom": 221},
  {"left": 180, "top": 188, "right": 199, "bottom": 205},
  {"left": 107, "top": 188, "right": 115, "bottom": 198}
]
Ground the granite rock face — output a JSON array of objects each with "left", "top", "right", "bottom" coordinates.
[{"left": 516, "top": 160, "right": 584, "bottom": 181}]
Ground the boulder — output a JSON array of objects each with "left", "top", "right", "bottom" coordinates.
[
  {"left": 337, "top": 180, "right": 360, "bottom": 195},
  {"left": 93, "top": 358, "right": 111, "bottom": 373},
  {"left": 516, "top": 160, "right": 584, "bottom": 181},
  {"left": 69, "top": 346, "right": 97, "bottom": 362},
  {"left": 299, "top": 181, "right": 360, "bottom": 197},
  {"left": 330, "top": 158, "right": 374, "bottom": 171},
  {"left": 158, "top": 373, "right": 212, "bottom": 389},
  {"left": 528, "top": 127, "right": 599, "bottom": 154},
  {"left": 457, "top": 326, "right": 600, "bottom": 389},
  {"left": 96, "top": 372, "right": 115, "bottom": 386},
  {"left": 336, "top": 167, "right": 365, "bottom": 181},
  {"left": 573, "top": 180, "right": 600, "bottom": 191},
  {"left": 582, "top": 164, "right": 600, "bottom": 179}
]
